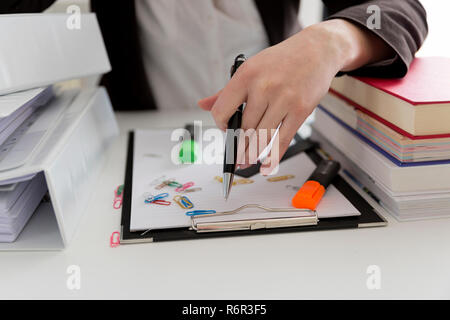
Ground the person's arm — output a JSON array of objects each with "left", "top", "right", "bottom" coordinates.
[
  {"left": 198, "top": 0, "right": 427, "bottom": 174},
  {"left": 323, "top": 0, "right": 428, "bottom": 77},
  {"left": 0, "top": 0, "right": 55, "bottom": 13}
]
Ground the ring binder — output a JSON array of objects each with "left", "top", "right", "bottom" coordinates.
[{"left": 0, "top": 87, "right": 119, "bottom": 250}]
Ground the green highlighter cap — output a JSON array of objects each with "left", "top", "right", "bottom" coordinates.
[{"left": 179, "top": 140, "right": 198, "bottom": 164}]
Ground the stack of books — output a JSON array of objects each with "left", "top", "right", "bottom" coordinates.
[
  {"left": 311, "top": 57, "right": 450, "bottom": 220},
  {"left": 0, "top": 13, "right": 110, "bottom": 242}
]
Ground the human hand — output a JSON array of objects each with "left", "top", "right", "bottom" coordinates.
[{"left": 198, "top": 19, "right": 393, "bottom": 175}]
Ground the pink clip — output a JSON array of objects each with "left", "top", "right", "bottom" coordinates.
[
  {"left": 113, "top": 197, "right": 122, "bottom": 209},
  {"left": 175, "top": 182, "right": 195, "bottom": 192},
  {"left": 110, "top": 231, "right": 120, "bottom": 248}
]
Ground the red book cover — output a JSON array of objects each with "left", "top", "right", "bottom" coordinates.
[
  {"left": 354, "top": 56, "right": 450, "bottom": 106},
  {"left": 328, "top": 57, "right": 450, "bottom": 140},
  {"left": 327, "top": 90, "right": 450, "bottom": 140}
]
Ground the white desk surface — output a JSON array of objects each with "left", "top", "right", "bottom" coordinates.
[{"left": 0, "top": 109, "right": 449, "bottom": 299}]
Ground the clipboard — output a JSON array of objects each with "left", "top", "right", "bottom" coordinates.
[{"left": 120, "top": 131, "right": 386, "bottom": 243}]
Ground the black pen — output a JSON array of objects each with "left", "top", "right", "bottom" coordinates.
[{"left": 223, "top": 54, "right": 246, "bottom": 200}]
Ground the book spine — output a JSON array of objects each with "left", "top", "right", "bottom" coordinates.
[
  {"left": 312, "top": 107, "right": 450, "bottom": 192},
  {"left": 328, "top": 90, "right": 450, "bottom": 140}
]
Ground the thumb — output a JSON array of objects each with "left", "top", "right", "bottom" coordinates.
[{"left": 198, "top": 89, "right": 222, "bottom": 111}]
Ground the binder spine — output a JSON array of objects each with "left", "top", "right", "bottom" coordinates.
[
  {"left": 45, "top": 88, "right": 118, "bottom": 244},
  {"left": 0, "top": 14, "right": 111, "bottom": 95}
]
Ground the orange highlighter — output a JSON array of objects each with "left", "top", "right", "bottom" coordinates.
[{"left": 292, "top": 160, "right": 340, "bottom": 210}]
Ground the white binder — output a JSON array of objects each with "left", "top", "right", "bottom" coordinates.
[
  {"left": 0, "top": 13, "right": 110, "bottom": 95},
  {"left": 0, "top": 11, "right": 117, "bottom": 250},
  {"left": 0, "top": 87, "right": 119, "bottom": 250}
]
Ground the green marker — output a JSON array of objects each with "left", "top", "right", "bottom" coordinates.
[{"left": 179, "top": 139, "right": 198, "bottom": 164}]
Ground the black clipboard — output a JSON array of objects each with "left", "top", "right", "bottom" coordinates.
[{"left": 120, "top": 131, "right": 386, "bottom": 243}]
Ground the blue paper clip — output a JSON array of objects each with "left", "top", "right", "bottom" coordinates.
[
  {"left": 145, "top": 192, "right": 169, "bottom": 203},
  {"left": 185, "top": 210, "right": 216, "bottom": 217},
  {"left": 173, "top": 195, "right": 194, "bottom": 209}
]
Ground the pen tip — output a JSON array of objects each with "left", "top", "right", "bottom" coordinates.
[
  {"left": 223, "top": 173, "right": 233, "bottom": 200},
  {"left": 223, "top": 186, "right": 230, "bottom": 200}
]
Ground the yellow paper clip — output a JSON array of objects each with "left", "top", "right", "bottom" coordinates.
[
  {"left": 173, "top": 195, "right": 194, "bottom": 209},
  {"left": 267, "top": 174, "right": 295, "bottom": 182},
  {"left": 234, "top": 178, "right": 254, "bottom": 185},
  {"left": 214, "top": 176, "right": 253, "bottom": 185}
]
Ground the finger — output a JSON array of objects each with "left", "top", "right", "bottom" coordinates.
[
  {"left": 260, "top": 113, "right": 304, "bottom": 176},
  {"left": 247, "top": 105, "right": 286, "bottom": 166},
  {"left": 197, "top": 89, "right": 222, "bottom": 111},
  {"left": 210, "top": 69, "right": 248, "bottom": 131},
  {"left": 241, "top": 90, "right": 268, "bottom": 132},
  {"left": 237, "top": 94, "right": 268, "bottom": 167}
]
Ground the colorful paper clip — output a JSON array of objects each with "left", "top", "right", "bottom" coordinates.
[
  {"left": 235, "top": 178, "right": 254, "bottom": 185},
  {"left": 144, "top": 192, "right": 169, "bottom": 203},
  {"left": 267, "top": 174, "right": 295, "bottom": 182},
  {"left": 175, "top": 181, "right": 195, "bottom": 192},
  {"left": 173, "top": 195, "right": 194, "bottom": 209},
  {"left": 151, "top": 199, "right": 171, "bottom": 206},
  {"left": 113, "top": 185, "right": 123, "bottom": 209},
  {"left": 155, "top": 179, "right": 173, "bottom": 190},
  {"left": 180, "top": 187, "right": 202, "bottom": 193},
  {"left": 214, "top": 176, "right": 253, "bottom": 185},
  {"left": 110, "top": 231, "right": 120, "bottom": 248},
  {"left": 185, "top": 210, "right": 217, "bottom": 217},
  {"left": 155, "top": 182, "right": 167, "bottom": 190},
  {"left": 167, "top": 181, "right": 183, "bottom": 188}
]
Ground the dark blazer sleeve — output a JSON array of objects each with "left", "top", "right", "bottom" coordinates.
[
  {"left": 322, "top": 0, "right": 428, "bottom": 77},
  {"left": 0, "top": 0, "right": 55, "bottom": 13}
]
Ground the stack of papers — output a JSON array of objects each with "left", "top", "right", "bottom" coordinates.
[
  {"left": 0, "top": 87, "right": 53, "bottom": 145},
  {"left": 0, "top": 88, "right": 54, "bottom": 242},
  {"left": 0, "top": 173, "right": 47, "bottom": 242}
]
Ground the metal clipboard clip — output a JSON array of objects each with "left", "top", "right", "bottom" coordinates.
[{"left": 189, "top": 204, "right": 318, "bottom": 233}]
